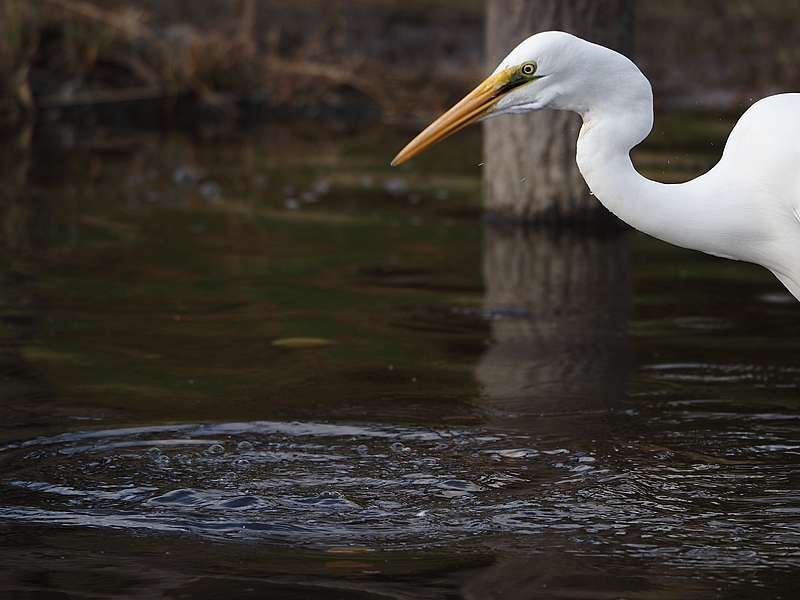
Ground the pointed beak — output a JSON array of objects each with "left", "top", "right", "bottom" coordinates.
[{"left": 391, "top": 67, "right": 522, "bottom": 166}]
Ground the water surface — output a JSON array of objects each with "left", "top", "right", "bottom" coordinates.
[{"left": 0, "top": 122, "right": 798, "bottom": 598}]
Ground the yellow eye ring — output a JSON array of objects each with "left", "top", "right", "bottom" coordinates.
[{"left": 521, "top": 63, "right": 537, "bottom": 76}]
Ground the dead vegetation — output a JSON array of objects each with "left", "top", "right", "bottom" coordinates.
[
  {"left": 24, "top": 0, "right": 263, "bottom": 112},
  {"left": 0, "top": 0, "right": 482, "bottom": 131},
  {"left": 0, "top": 0, "right": 37, "bottom": 127},
  {"left": 1, "top": 0, "right": 799, "bottom": 132}
]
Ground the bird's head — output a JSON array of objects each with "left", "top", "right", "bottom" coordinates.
[{"left": 391, "top": 31, "right": 650, "bottom": 166}]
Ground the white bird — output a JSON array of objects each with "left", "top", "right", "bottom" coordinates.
[{"left": 392, "top": 31, "right": 800, "bottom": 302}]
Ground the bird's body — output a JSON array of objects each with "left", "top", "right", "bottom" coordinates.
[
  {"left": 393, "top": 31, "right": 800, "bottom": 301},
  {"left": 578, "top": 90, "right": 800, "bottom": 300}
]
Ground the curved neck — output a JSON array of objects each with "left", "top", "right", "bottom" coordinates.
[
  {"left": 576, "top": 111, "right": 663, "bottom": 235},
  {"left": 575, "top": 106, "right": 725, "bottom": 258}
]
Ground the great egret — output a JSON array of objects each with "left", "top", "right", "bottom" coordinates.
[{"left": 392, "top": 31, "right": 800, "bottom": 302}]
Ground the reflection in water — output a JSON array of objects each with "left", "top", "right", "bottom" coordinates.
[
  {"left": 0, "top": 128, "right": 54, "bottom": 432},
  {"left": 0, "top": 127, "right": 799, "bottom": 598},
  {"left": 0, "top": 126, "right": 33, "bottom": 254},
  {"left": 467, "top": 225, "right": 636, "bottom": 598},
  {"left": 477, "top": 225, "right": 632, "bottom": 432},
  {"left": 466, "top": 225, "right": 800, "bottom": 598}
]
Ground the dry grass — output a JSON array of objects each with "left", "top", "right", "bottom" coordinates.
[
  {"left": 0, "top": 0, "right": 270, "bottom": 128},
  {"left": 0, "top": 0, "right": 38, "bottom": 125},
  {"left": 0, "top": 0, "right": 483, "bottom": 130},
  {"left": 36, "top": 0, "right": 261, "bottom": 104},
  {"left": 2, "top": 0, "right": 800, "bottom": 131}
]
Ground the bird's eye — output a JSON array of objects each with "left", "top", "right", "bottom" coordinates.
[{"left": 521, "top": 62, "right": 537, "bottom": 76}]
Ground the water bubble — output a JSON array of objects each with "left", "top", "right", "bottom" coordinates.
[
  {"left": 146, "top": 447, "right": 162, "bottom": 457},
  {"left": 353, "top": 444, "right": 369, "bottom": 456},
  {"left": 236, "top": 441, "right": 254, "bottom": 452},
  {"left": 390, "top": 442, "right": 411, "bottom": 453},
  {"left": 233, "top": 459, "right": 251, "bottom": 470},
  {"left": 173, "top": 454, "right": 192, "bottom": 466},
  {"left": 284, "top": 198, "right": 300, "bottom": 210},
  {"left": 205, "top": 444, "right": 225, "bottom": 456},
  {"left": 301, "top": 490, "right": 360, "bottom": 508}
]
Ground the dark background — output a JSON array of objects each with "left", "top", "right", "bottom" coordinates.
[{"left": 2, "top": 0, "right": 799, "bottom": 132}]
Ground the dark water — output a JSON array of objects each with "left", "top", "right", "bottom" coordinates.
[{"left": 0, "top": 121, "right": 798, "bottom": 599}]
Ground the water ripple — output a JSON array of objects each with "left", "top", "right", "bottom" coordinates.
[{"left": 0, "top": 418, "right": 799, "bottom": 574}]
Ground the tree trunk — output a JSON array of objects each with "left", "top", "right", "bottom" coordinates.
[{"left": 483, "top": 0, "right": 633, "bottom": 223}]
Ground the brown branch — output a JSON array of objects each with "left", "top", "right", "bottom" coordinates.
[
  {"left": 267, "top": 58, "right": 390, "bottom": 109},
  {"left": 37, "top": 86, "right": 181, "bottom": 108},
  {"left": 40, "top": 0, "right": 155, "bottom": 41}
]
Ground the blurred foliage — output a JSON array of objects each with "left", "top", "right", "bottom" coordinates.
[
  {"left": 0, "top": 0, "right": 799, "bottom": 131},
  {"left": 0, "top": 0, "right": 484, "bottom": 131},
  {"left": 636, "top": 0, "right": 800, "bottom": 110},
  {"left": 27, "top": 0, "right": 263, "bottom": 113},
  {"left": 0, "top": 0, "right": 38, "bottom": 125}
]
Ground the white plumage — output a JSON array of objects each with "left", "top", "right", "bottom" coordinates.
[{"left": 393, "top": 31, "right": 800, "bottom": 301}]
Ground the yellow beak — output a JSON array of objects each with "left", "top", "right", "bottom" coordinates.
[{"left": 391, "top": 67, "right": 521, "bottom": 167}]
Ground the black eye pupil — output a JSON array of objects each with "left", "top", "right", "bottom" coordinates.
[{"left": 522, "top": 64, "right": 535, "bottom": 75}]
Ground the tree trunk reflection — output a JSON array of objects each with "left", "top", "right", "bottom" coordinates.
[
  {"left": 0, "top": 126, "right": 53, "bottom": 435},
  {"left": 476, "top": 225, "right": 632, "bottom": 436}
]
